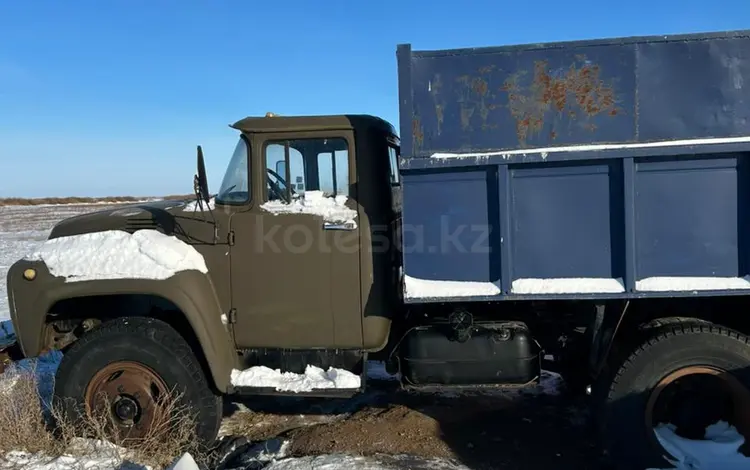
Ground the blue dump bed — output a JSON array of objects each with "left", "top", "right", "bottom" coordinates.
[{"left": 395, "top": 30, "right": 750, "bottom": 303}]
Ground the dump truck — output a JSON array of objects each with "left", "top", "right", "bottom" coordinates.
[{"left": 5, "top": 29, "right": 750, "bottom": 469}]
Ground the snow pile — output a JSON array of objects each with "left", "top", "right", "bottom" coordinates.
[
  {"left": 265, "top": 453, "right": 469, "bottom": 469},
  {"left": 403, "top": 275, "right": 501, "bottom": 299},
  {"left": 0, "top": 228, "right": 49, "bottom": 321},
  {"left": 0, "top": 374, "right": 19, "bottom": 397},
  {"left": 1, "top": 446, "right": 199, "bottom": 470},
  {"left": 230, "top": 364, "right": 361, "bottom": 392},
  {"left": 213, "top": 437, "right": 291, "bottom": 469},
  {"left": 26, "top": 229, "right": 208, "bottom": 282},
  {"left": 637, "top": 276, "right": 750, "bottom": 292},
  {"left": 165, "top": 452, "right": 200, "bottom": 470},
  {"left": 512, "top": 278, "right": 626, "bottom": 294},
  {"left": 1, "top": 438, "right": 139, "bottom": 470},
  {"left": 260, "top": 191, "right": 357, "bottom": 225},
  {"left": 524, "top": 370, "right": 564, "bottom": 397},
  {"left": 649, "top": 421, "right": 749, "bottom": 470},
  {"left": 1, "top": 348, "right": 63, "bottom": 405},
  {"left": 181, "top": 198, "right": 215, "bottom": 212},
  {"left": 1, "top": 450, "right": 131, "bottom": 470},
  {"left": 0, "top": 319, "right": 14, "bottom": 346}
]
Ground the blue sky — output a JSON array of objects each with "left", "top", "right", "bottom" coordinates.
[{"left": 1, "top": 0, "right": 748, "bottom": 197}]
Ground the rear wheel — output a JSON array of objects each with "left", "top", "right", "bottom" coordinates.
[
  {"left": 595, "top": 322, "right": 750, "bottom": 468},
  {"left": 53, "top": 316, "right": 223, "bottom": 445}
]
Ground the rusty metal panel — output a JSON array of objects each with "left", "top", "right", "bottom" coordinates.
[
  {"left": 407, "top": 45, "right": 637, "bottom": 157},
  {"left": 399, "top": 30, "right": 750, "bottom": 159}
]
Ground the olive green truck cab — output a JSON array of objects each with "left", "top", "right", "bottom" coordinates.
[
  {"left": 8, "top": 114, "right": 405, "bottom": 444},
  {"left": 8, "top": 31, "right": 750, "bottom": 469}
]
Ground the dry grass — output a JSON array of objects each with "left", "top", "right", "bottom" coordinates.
[
  {"left": 80, "top": 388, "right": 206, "bottom": 469},
  {"left": 0, "top": 367, "right": 207, "bottom": 469},
  {"left": 0, "top": 369, "right": 67, "bottom": 459},
  {"left": 0, "top": 195, "right": 193, "bottom": 207}
]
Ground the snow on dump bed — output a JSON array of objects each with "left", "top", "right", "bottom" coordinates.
[
  {"left": 403, "top": 275, "right": 501, "bottom": 299},
  {"left": 637, "top": 276, "right": 750, "bottom": 292},
  {"left": 512, "top": 277, "right": 626, "bottom": 294},
  {"left": 260, "top": 191, "right": 357, "bottom": 225},
  {"left": 26, "top": 229, "right": 208, "bottom": 282},
  {"left": 230, "top": 365, "right": 361, "bottom": 392}
]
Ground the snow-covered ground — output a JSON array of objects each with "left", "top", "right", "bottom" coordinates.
[{"left": 1, "top": 203, "right": 749, "bottom": 469}]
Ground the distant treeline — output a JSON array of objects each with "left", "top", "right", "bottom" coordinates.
[{"left": 0, "top": 194, "right": 193, "bottom": 207}]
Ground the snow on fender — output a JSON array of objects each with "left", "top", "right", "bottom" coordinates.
[{"left": 24, "top": 229, "right": 208, "bottom": 282}]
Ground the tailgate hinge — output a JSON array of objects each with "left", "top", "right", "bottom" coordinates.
[{"left": 228, "top": 231, "right": 235, "bottom": 246}]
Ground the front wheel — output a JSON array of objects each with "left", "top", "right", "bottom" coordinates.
[
  {"left": 53, "top": 316, "right": 223, "bottom": 445},
  {"left": 595, "top": 322, "right": 750, "bottom": 469}
]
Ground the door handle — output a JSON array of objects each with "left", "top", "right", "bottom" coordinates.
[{"left": 323, "top": 221, "right": 356, "bottom": 231}]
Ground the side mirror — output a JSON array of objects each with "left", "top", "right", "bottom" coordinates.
[{"left": 195, "top": 145, "right": 210, "bottom": 203}]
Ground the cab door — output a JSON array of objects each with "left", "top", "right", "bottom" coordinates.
[{"left": 229, "top": 130, "right": 363, "bottom": 349}]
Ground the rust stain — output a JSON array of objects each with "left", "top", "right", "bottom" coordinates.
[
  {"left": 412, "top": 116, "right": 424, "bottom": 149},
  {"left": 478, "top": 65, "right": 496, "bottom": 75},
  {"left": 502, "top": 59, "right": 620, "bottom": 146},
  {"left": 460, "top": 106, "right": 475, "bottom": 130},
  {"left": 430, "top": 74, "right": 445, "bottom": 135},
  {"left": 455, "top": 65, "right": 499, "bottom": 131},
  {"left": 472, "top": 77, "right": 489, "bottom": 96}
]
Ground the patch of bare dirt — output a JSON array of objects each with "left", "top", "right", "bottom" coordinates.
[
  {"left": 288, "top": 404, "right": 453, "bottom": 459},
  {"left": 225, "top": 385, "right": 607, "bottom": 470},
  {"left": 220, "top": 408, "right": 343, "bottom": 442}
]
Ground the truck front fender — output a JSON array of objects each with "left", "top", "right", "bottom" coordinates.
[{"left": 7, "top": 259, "right": 238, "bottom": 392}]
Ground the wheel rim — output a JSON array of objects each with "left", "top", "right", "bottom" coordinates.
[
  {"left": 645, "top": 366, "right": 750, "bottom": 449},
  {"left": 84, "top": 361, "right": 170, "bottom": 441}
]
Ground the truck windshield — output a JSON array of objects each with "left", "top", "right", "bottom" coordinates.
[{"left": 216, "top": 136, "right": 250, "bottom": 205}]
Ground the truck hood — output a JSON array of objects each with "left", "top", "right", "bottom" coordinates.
[{"left": 48, "top": 198, "right": 197, "bottom": 239}]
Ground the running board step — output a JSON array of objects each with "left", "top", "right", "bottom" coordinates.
[
  {"left": 400, "top": 376, "right": 540, "bottom": 394},
  {"left": 227, "top": 351, "right": 370, "bottom": 398},
  {"left": 228, "top": 386, "right": 361, "bottom": 399}
]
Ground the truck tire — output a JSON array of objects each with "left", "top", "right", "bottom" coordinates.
[
  {"left": 53, "top": 316, "right": 223, "bottom": 445},
  {"left": 595, "top": 322, "right": 750, "bottom": 469}
]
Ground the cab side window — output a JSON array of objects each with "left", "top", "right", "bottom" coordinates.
[
  {"left": 317, "top": 149, "right": 349, "bottom": 196},
  {"left": 265, "top": 137, "right": 349, "bottom": 202}
]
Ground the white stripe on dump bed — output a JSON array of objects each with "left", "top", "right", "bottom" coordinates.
[{"left": 431, "top": 135, "right": 750, "bottom": 160}]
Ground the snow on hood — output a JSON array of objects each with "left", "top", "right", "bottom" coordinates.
[
  {"left": 260, "top": 191, "right": 357, "bottom": 225},
  {"left": 48, "top": 199, "right": 185, "bottom": 239},
  {"left": 25, "top": 229, "right": 208, "bottom": 282}
]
